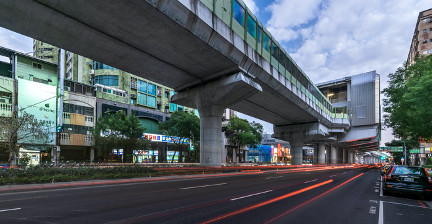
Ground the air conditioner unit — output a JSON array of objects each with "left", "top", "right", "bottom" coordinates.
[
  {"left": 131, "top": 94, "right": 137, "bottom": 98},
  {"left": 90, "top": 69, "right": 95, "bottom": 75}
]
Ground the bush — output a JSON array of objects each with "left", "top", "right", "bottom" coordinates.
[{"left": 0, "top": 166, "right": 156, "bottom": 185}]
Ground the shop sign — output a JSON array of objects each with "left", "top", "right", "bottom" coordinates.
[
  {"left": 113, "top": 149, "right": 118, "bottom": 155},
  {"left": 18, "top": 79, "right": 56, "bottom": 145},
  {"left": 143, "top": 133, "right": 190, "bottom": 144},
  {"left": 118, "top": 149, "right": 123, "bottom": 155},
  {"left": 426, "top": 147, "right": 431, "bottom": 153}
]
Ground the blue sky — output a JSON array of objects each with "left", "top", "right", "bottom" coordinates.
[{"left": 1, "top": 0, "right": 431, "bottom": 144}]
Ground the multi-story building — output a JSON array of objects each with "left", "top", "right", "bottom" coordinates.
[
  {"left": 0, "top": 46, "right": 58, "bottom": 165},
  {"left": 33, "top": 40, "right": 197, "bottom": 162},
  {"left": 407, "top": 8, "right": 432, "bottom": 65}
]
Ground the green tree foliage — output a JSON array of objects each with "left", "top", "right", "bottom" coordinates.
[
  {"left": 93, "top": 110, "right": 150, "bottom": 162},
  {"left": 382, "top": 55, "right": 432, "bottom": 140},
  {"left": 0, "top": 112, "right": 53, "bottom": 166},
  {"left": 224, "top": 115, "right": 263, "bottom": 162},
  {"left": 158, "top": 111, "right": 200, "bottom": 163}
]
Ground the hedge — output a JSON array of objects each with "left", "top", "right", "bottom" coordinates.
[{"left": 0, "top": 166, "right": 155, "bottom": 185}]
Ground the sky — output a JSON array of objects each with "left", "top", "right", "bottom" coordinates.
[{"left": 0, "top": 0, "right": 430, "bottom": 145}]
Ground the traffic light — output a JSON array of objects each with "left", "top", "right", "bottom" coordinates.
[{"left": 56, "top": 126, "right": 62, "bottom": 133}]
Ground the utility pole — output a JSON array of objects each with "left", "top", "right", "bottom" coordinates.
[
  {"left": 54, "top": 49, "right": 65, "bottom": 166},
  {"left": 403, "top": 140, "right": 406, "bottom": 166}
]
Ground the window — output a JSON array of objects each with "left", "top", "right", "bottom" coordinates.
[
  {"left": 32, "top": 63, "right": 42, "bottom": 70},
  {"left": 246, "top": 15, "right": 256, "bottom": 38},
  {"left": 170, "top": 103, "right": 177, "bottom": 112},
  {"left": 93, "top": 61, "right": 117, "bottom": 70},
  {"left": 423, "top": 40, "right": 427, "bottom": 44},
  {"left": 131, "top": 78, "right": 137, "bottom": 89},
  {"left": 164, "top": 92, "right": 169, "bottom": 98},
  {"left": 271, "top": 43, "right": 279, "bottom": 60},
  {"left": 138, "top": 80, "right": 147, "bottom": 93},
  {"left": 424, "top": 18, "right": 428, "bottom": 23},
  {"left": 147, "top": 96, "right": 156, "bottom": 108},
  {"left": 147, "top": 83, "right": 156, "bottom": 95},
  {"left": 423, "top": 29, "right": 427, "bottom": 33},
  {"left": 356, "top": 105, "right": 366, "bottom": 118},
  {"left": 430, "top": 28, "right": 432, "bottom": 31},
  {"left": 94, "top": 75, "right": 118, "bottom": 86},
  {"left": 262, "top": 32, "right": 270, "bottom": 52},
  {"left": 257, "top": 27, "right": 262, "bottom": 44},
  {"left": 423, "top": 50, "right": 428, "bottom": 55},
  {"left": 233, "top": 0, "right": 245, "bottom": 27},
  {"left": 137, "top": 93, "right": 147, "bottom": 105},
  {"left": 429, "top": 49, "right": 432, "bottom": 53}
]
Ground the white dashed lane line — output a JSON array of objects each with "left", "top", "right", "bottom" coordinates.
[
  {"left": 230, "top": 190, "right": 273, "bottom": 201},
  {"left": 0, "top": 208, "right": 21, "bottom": 213},
  {"left": 304, "top": 179, "right": 318, "bottom": 183},
  {"left": 180, "top": 183, "right": 227, "bottom": 190}
]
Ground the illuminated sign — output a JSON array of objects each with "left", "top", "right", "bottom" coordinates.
[
  {"left": 17, "top": 79, "right": 56, "bottom": 145},
  {"left": 143, "top": 133, "right": 190, "bottom": 144}
]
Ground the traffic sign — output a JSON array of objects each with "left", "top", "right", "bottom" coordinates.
[
  {"left": 410, "top": 149, "right": 421, "bottom": 153},
  {"left": 379, "top": 146, "right": 403, "bottom": 152}
]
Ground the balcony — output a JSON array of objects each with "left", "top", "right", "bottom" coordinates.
[
  {"left": 59, "top": 133, "right": 93, "bottom": 146},
  {"left": 0, "top": 103, "right": 12, "bottom": 117},
  {"left": 63, "top": 112, "right": 94, "bottom": 127}
]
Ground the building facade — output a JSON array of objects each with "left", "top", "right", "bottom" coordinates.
[
  {"left": 32, "top": 40, "right": 200, "bottom": 162},
  {"left": 0, "top": 47, "right": 58, "bottom": 165},
  {"left": 407, "top": 8, "right": 432, "bottom": 65}
]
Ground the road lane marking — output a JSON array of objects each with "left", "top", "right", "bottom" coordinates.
[
  {"left": 380, "top": 176, "right": 383, "bottom": 197},
  {"left": 369, "top": 206, "right": 376, "bottom": 214},
  {"left": 202, "top": 179, "right": 334, "bottom": 224},
  {"left": 230, "top": 190, "right": 273, "bottom": 201},
  {"left": 266, "top": 176, "right": 283, "bottom": 179},
  {"left": 304, "top": 179, "right": 318, "bottom": 183},
  {"left": 263, "top": 173, "right": 365, "bottom": 224},
  {"left": 180, "top": 183, "right": 227, "bottom": 190},
  {"left": 378, "top": 201, "right": 383, "bottom": 224},
  {"left": 330, "top": 175, "right": 337, "bottom": 177},
  {"left": 382, "top": 201, "right": 432, "bottom": 209},
  {"left": 370, "top": 200, "right": 378, "bottom": 204},
  {"left": 0, "top": 208, "right": 21, "bottom": 213}
]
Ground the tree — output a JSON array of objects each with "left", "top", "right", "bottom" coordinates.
[
  {"left": 0, "top": 111, "right": 53, "bottom": 166},
  {"left": 224, "top": 115, "right": 263, "bottom": 163},
  {"left": 382, "top": 55, "right": 432, "bottom": 140},
  {"left": 93, "top": 110, "right": 150, "bottom": 162},
  {"left": 158, "top": 111, "right": 200, "bottom": 163}
]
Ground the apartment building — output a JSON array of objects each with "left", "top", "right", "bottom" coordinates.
[{"left": 407, "top": 8, "right": 432, "bottom": 65}]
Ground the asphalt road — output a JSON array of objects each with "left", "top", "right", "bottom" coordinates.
[{"left": 0, "top": 166, "right": 431, "bottom": 224}]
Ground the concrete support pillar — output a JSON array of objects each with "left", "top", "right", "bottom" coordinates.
[
  {"left": 348, "top": 151, "right": 353, "bottom": 164},
  {"left": 313, "top": 144, "right": 318, "bottom": 164},
  {"left": 289, "top": 132, "right": 304, "bottom": 165},
  {"left": 338, "top": 148, "right": 344, "bottom": 163},
  {"left": 343, "top": 149, "right": 347, "bottom": 164},
  {"left": 352, "top": 152, "right": 356, "bottom": 164},
  {"left": 171, "top": 73, "right": 262, "bottom": 166},
  {"left": 331, "top": 145, "right": 337, "bottom": 164},
  {"left": 318, "top": 143, "right": 326, "bottom": 164},
  {"left": 325, "top": 145, "right": 331, "bottom": 164}
]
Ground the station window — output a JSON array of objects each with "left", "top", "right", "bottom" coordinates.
[
  {"left": 246, "top": 15, "right": 256, "bottom": 38},
  {"left": 233, "top": 0, "right": 245, "bottom": 27},
  {"left": 262, "top": 32, "right": 270, "bottom": 52},
  {"left": 257, "top": 27, "right": 262, "bottom": 44},
  {"left": 271, "top": 43, "right": 279, "bottom": 60}
]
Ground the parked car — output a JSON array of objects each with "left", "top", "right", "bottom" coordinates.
[
  {"left": 382, "top": 166, "right": 432, "bottom": 199},
  {"left": 380, "top": 164, "right": 392, "bottom": 176}
]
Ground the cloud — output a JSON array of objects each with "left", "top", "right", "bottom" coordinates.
[
  {"left": 0, "top": 28, "right": 33, "bottom": 62},
  {"left": 243, "top": 0, "right": 259, "bottom": 14}
]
